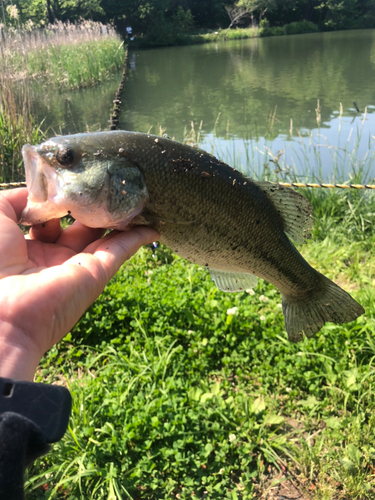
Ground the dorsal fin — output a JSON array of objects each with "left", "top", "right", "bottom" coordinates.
[{"left": 256, "top": 181, "right": 313, "bottom": 244}]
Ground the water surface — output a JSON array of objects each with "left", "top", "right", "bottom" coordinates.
[
  {"left": 120, "top": 30, "right": 375, "bottom": 180},
  {"left": 32, "top": 30, "right": 375, "bottom": 181},
  {"left": 30, "top": 72, "right": 123, "bottom": 136}
]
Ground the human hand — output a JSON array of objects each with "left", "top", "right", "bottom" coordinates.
[{"left": 0, "top": 188, "right": 159, "bottom": 381}]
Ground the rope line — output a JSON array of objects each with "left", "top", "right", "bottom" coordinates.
[
  {"left": 2, "top": 181, "right": 375, "bottom": 190},
  {"left": 0, "top": 182, "right": 27, "bottom": 189},
  {"left": 278, "top": 182, "right": 375, "bottom": 190}
]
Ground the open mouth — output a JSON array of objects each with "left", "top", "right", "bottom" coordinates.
[
  {"left": 20, "top": 145, "right": 68, "bottom": 226},
  {"left": 22, "top": 145, "right": 49, "bottom": 204}
]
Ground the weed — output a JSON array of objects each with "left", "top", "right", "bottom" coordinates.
[
  {"left": 26, "top": 193, "right": 375, "bottom": 498},
  {"left": 0, "top": 74, "right": 44, "bottom": 183},
  {"left": 1, "top": 21, "right": 125, "bottom": 89}
]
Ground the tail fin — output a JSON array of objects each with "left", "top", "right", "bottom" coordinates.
[{"left": 282, "top": 275, "right": 364, "bottom": 342}]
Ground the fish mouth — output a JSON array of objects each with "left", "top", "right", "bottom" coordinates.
[
  {"left": 22, "top": 145, "right": 49, "bottom": 203},
  {"left": 20, "top": 145, "right": 68, "bottom": 225}
]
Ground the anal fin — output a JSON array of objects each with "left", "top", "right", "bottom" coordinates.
[{"left": 209, "top": 269, "right": 258, "bottom": 292}]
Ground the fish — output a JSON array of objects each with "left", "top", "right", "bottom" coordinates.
[{"left": 20, "top": 130, "right": 364, "bottom": 342}]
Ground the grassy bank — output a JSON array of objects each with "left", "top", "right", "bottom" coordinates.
[
  {"left": 25, "top": 171, "right": 375, "bottom": 499},
  {"left": 197, "top": 20, "right": 319, "bottom": 43},
  {"left": 194, "top": 26, "right": 259, "bottom": 43},
  {"left": 1, "top": 21, "right": 125, "bottom": 88},
  {"left": 131, "top": 20, "right": 320, "bottom": 49},
  {"left": 134, "top": 26, "right": 260, "bottom": 48}
]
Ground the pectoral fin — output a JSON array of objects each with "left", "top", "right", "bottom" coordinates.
[{"left": 209, "top": 269, "right": 258, "bottom": 292}]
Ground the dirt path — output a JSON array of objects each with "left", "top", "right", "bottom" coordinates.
[{"left": 257, "top": 472, "right": 312, "bottom": 500}]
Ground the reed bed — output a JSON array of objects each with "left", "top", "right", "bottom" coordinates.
[
  {"left": 0, "top": 20, "right": 125, "bottom": 88},
  {"left": 0, "top": 73, "right": 44, "bottom": 183}
]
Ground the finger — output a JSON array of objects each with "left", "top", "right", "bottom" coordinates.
[
  {"left": 35, "top": 227, "right": 158, "bottom": 342},
  {"left": 0, "top": 189, "right": 29, "bottom": 278},
  {"left": 55, "top": 221, "right": 106, "bottom": 253},
  {"left": 0, "top": 226, "right": 160, "bottom": 361},
  {"left": 0, "top": 188, "right": 28, "bottom": 221},
  {"left": 68, "top": 226, "right": 159, "bottom": 286},
  {"left": 84, "top": 226, "right": 159, "bottom": 257},
  {"left": 29, "top": 218, "right": 63, "bottom": 244}
]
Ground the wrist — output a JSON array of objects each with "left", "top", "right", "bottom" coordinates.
[{"left": 0, "top": 337, "right": 41, "bottom": 382}]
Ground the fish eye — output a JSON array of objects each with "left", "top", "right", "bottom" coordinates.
[{"left": 56, "top": 147, "right": 75, "bottom": 167}]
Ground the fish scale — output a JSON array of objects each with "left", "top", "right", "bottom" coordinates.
[{"left": 20, "top": 131, "right": 364, "bottom": 342}]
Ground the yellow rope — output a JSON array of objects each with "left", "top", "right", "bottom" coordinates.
[
  {"left": 278, "top": 182, "right": 375, "bottom": 189},
  {"left": 3, "top": 181, "right": 375, "bottom": 190},
  {"left": 0, "top": 182, "right": 27, "bottom": 189}
]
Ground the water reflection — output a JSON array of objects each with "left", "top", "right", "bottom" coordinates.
[
  {"left": 119, "top": 30, "right": 375, "bottom": 180},
  {"left": 29, "top": 72, "right": 123, "bottom": 136},
  {"left": 27, "top": 30, "right": 375, "bottom": 180}
]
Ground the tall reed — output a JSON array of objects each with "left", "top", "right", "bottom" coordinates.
[
  {"left": 1, "top": 20, "right": 125, "bottom": 88},
  {"left": 0, "top": 74, "right": 44, "bottom": 183}
]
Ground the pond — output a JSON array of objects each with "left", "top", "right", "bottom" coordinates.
[
  {"left": 30, "top": 72, "right": 123, "bottom": 136},
  {"left": 33, "top": 29, "right": 375, "bottom": 181}
]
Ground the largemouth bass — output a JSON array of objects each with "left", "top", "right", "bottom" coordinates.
[{"left": 20, "top": 131, "right": 364, "bottom": 342}]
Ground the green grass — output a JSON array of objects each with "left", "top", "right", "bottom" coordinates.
[
  {"left": 22, "top": 38, "right": 124, "bottom": 88},
  {"left": 192, "top": 27, "right": 260, "bottom": 43},
  {"left": 5, "top": 38, "right": 125, "bottom": 89},
  {"left": 25, "top": 184, "right": 375, "bottom": 499},
  {"left": 0, "top": 76, "right": 45, "bottom": 183},
  {"left": 1, "top": 21, "right": 125, "bottom": 89}
]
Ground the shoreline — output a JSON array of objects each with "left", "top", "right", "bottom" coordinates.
[{"left": 127, "top": 22, "right": 375, "bottom": 50}]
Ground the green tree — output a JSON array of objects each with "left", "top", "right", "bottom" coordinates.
[
  {"left": 5, "top": 0, "right": 375, "bottom": 35},
  {"left": 238, "top": 0, "right": 277, "bottom": 24},
  {"left": 3, "top": 0, "right": 45, "bottom": 26},
  {"left": 53, "top": 0, "right": 104, "bottom": 21},
  {"left": 185, "top": 0, "right": 230, "bottom": 28},
  {"left": 224, "top": 2, "right": 253, "bottom": 36},
  {"left": 316, "top": 0, "right": 358, "bottom": 30}
]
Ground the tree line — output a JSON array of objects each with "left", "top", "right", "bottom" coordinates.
[{"left": 1, "top": 0, "right": 375, "bottom": 40}]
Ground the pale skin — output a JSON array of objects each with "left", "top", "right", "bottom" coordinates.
[{"left": 0, "top": 188, "right": 159, "bottom": 381}]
